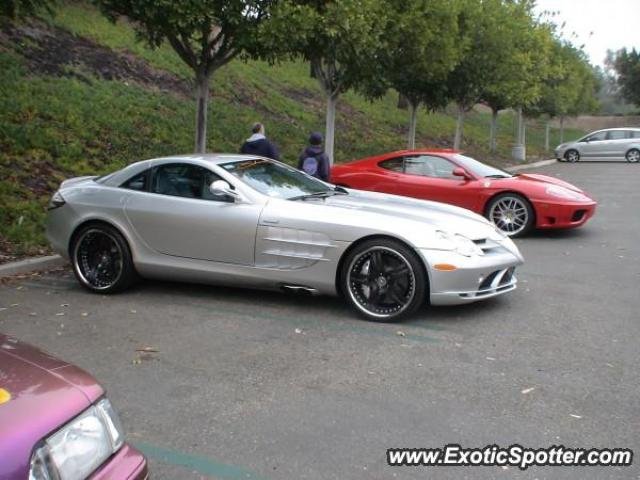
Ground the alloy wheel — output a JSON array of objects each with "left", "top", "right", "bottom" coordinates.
[
  {"left": 73, "top": 229, "right": 124, "bottom": 290},
  {"left": 626, "top": 149, "right": 640, "bottom": 163},
  {"left": 489, "top": 196, "right": 529, "bottom": 236},
  {"left": 565, "top": 150, "right": 579, "bottom": 162},
  {"left": 346, "top": 246, "right": 416, "bottom": 319}
]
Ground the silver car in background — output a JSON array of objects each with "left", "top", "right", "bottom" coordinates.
[
  {"left": 555, "top": 127, "right": 640, "bottom": 163},
  {"left": 46, "top": 155, "right": 523, "bottom": 322}
]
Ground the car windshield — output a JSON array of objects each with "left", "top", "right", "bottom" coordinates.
[
  {"left": 220, "top": 159, "right": 333, "bottom": 199},
  {"left": 454, "top": 154, "right": 512, "bottom": 178}
]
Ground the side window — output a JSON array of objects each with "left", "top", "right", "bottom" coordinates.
[
  {"left": 152, "top": 163, "right": 232, "bottom": 202},
  {"left": 631, "top": 131, "right": 640, "bottom": 139},
  {"left": 606, "top": 130, "right": 626, "bottom": 140},
  {"left": 378, "top": 157, "right": 404, "bottom": 172},
  {"left": 585, "top": 131, "right": 606, "bottom": 142},
  {"left": 121, "top": 170, "right": 150, "bottom": 191},
  {"left": 404, "top": 155, "right": 456, "bottom": 179}
]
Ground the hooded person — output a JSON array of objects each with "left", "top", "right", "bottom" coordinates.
[
  {"left": 240, "top": 122, "right": 280, "bottom": 160},
  {"left": 298, "top": 132, "right": 330, "bottom": 182}
]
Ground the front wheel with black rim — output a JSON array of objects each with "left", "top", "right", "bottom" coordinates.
[
  {"left": 625, "top": 148, "right": 640, "bottom": 163},
  {"left": 340, "top": 239, "right": 427, "bottom": 322},
  {"left": 71, "top": 224, "right": 137, "bottom": 293},
  {"left": 486, "top": 193, "right": 535, "bottom": 237},
  {"left": 564, "top": 149, "right": 580, "bottom": 163}
]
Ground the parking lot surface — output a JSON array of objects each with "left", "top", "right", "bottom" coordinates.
[{"left": 1, "top": 161, "right": 639, "bottom": 479}]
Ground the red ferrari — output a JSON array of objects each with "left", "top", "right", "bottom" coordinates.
[{"left": 331, "top": 150, "right": 596, "bottom": 237}]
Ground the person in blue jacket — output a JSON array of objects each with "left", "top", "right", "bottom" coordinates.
[
  {"left": 297, "top": 132, "right": 330, "bottom": 182},
  {"left": 240, "top": 122, "right": 280, "bottom": 160}
]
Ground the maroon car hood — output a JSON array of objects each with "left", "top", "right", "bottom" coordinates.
[
  {"left": 0, "top": 335, "right": 103, "bottom": 479},
  {"left": 516, "top": 173, "right": 584, "bottom": 193}
]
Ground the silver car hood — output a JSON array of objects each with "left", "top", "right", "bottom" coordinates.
[{"left": 303, "top": 189, "right": 496, "bottom": 239}]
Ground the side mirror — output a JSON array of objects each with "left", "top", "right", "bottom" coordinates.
[
  {"left": 452, "top": 167, "right": 472, "bottom": 180},
  {"left": 209, "top": 180, "right": 239, "bottom": 200}
]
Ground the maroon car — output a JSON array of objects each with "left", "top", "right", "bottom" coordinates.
[{"left": 0, "top": 334, "right": 147, "bottom": 480}]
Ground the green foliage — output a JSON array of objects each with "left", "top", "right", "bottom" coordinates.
[
  {"left": 481, "top": 1, "right": 552, "bottom": 112},
  {"left": 607, "top": 48, "right": 640, "bottom": 107},
  {"left": 527, "top": 40, "right": 599, "bottom": 119},
  {"left": 0, "top": 0, "right": 54, "bottom": 19},
  {"left": 373, "top": 0, "right": 465, "bottom": 109}
]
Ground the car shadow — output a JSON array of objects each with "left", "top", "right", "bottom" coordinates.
[
  {"left": 125, "top": 277, "right": 506, "bottom": 330},
  {"left": 522, "top": 227, "right": 595, "bottom": 241}
]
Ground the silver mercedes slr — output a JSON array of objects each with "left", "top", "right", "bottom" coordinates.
[{"left": 46, "top": 155, "right": 524, "bottom": 322}]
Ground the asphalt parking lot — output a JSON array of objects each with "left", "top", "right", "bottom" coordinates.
[{"left": 1, "top": 161, "right": 639, "bottom": 479}]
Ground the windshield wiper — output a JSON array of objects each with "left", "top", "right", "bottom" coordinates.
[
  {"left": 484, "top": 174, "right": 511, "bottom": 179},
  {"left": 288, "top": 190, "right": 345, "bottom": 201}
]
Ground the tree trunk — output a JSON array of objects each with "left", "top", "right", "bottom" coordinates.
[
  {"left": 407, "top": 101, "right": 418, "bottom": 149},
  {"left": 397, "top": 93, "right": 409, "bottom": 110},
  {"left": 559, "top": 116, "right": 565, "bottom": 144},
  {"left": 453, "top": 105, "right": 465, "bottom": 150},
  {"left": 325, "top": 93, "right": 338, "bottom": 166},
  {"left": 194, "top": 71, "right": 210, "bottom": 154},
  {"left": 545, "top": 121, "right": 551, "bottom": 153},
  {"left": 489, "top": 108, "right": 499, "bottom": 153}
]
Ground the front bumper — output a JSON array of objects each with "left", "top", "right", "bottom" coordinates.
[
  {"left": 90, "top": 444, "right": 148, "bottom": 480},
  {"left": 533, "top": 200, "right": 597, "bottom": 229},
  {"left": 420, "top": 245, "right": 523, "bottom": 306}
]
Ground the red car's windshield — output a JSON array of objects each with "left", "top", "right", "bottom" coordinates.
[{"left": 454, "top": 154, "right": 512, "bottom": 179}]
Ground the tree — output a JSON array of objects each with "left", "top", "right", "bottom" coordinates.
[
  {"left": 527, "top": 40, "right": 599, "bottom": 146},
  {"left": 94, "top": 0, "right": 272, "bottom": 153},
  {"left": 606, "top": 48, "right": 640, "bottom": 107},
  {"left": 1, "top": 0, "right": 54, "bottom": 19},
  {"left": 263, "top": 0, "right": 385, "bottom": 164},
  {"left": 481, "top": 1, "right": 551, "bottom": 153},
  {"left": 374, "top": 0, "right": 465, "bottom": 149}
]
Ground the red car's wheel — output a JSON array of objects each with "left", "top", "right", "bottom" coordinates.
[{"left": 486, "top": 194, "right": 535, "bottom": 237}]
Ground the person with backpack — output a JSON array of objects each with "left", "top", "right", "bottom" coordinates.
[
  {"left": 240, "top": 122, "right": 280, "bottom": 160},
  {"left": 297, "top": 132, "right": 330, "bottom": 182}
]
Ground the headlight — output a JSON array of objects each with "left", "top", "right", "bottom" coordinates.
[
  {"left": 29, "top": 398, "right": 124, "bottom": 480},
  {"left": 436, "top": 231, "right": 484, "bottom": 257},
  {"left": 545, "top": 185, "right": 587, "bottom": 201},
  {"left": 47, "top": 191, "right": 66, "bottom": 210}
]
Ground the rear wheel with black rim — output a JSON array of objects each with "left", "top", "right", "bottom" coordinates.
[
  {"left": 625, "top": 148, "right": 640, "bottom": 163},
  {"left": 340, "top": 239, "right": 427, "bottom": 322},
  {"left": 71, "top": 224, "right": 137, "bottom": 293}
]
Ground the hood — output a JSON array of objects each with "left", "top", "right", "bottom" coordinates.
[
  {"left": 515, "top": 173, "right": 584, "bottom": 193},
  {"left": 0, "top": 335, "right": 103, "bottom": 479},
  {"left": 323, "top": 189, "right": 496, "bottom": 241}
]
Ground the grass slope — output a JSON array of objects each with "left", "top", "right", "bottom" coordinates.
[{"left": 0, "top": 2, "right": 586, "bottom": 255}]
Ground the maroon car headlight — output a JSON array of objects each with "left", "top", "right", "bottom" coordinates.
[{"left": 29, "top": 398, "right": 124, "bottom": 480}]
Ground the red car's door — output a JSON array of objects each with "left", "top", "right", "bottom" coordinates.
[{"left": 397, "top": 155, "right": 483, "bottom": 211}]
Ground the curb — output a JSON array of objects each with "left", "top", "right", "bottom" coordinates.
[
  {"left": 506, "top": 159, "right": 557, "bottom": 172},
  {"left": 0, "top": 255, "right": 67, "bottom": 279}
]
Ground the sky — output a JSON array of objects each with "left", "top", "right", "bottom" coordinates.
[{"left": 533, "top": 0, "right": 639, "bottom": 67}]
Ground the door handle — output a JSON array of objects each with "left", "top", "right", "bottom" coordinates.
[{"left": 262, "top": 218, "right": 279, "bottom": 224}]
